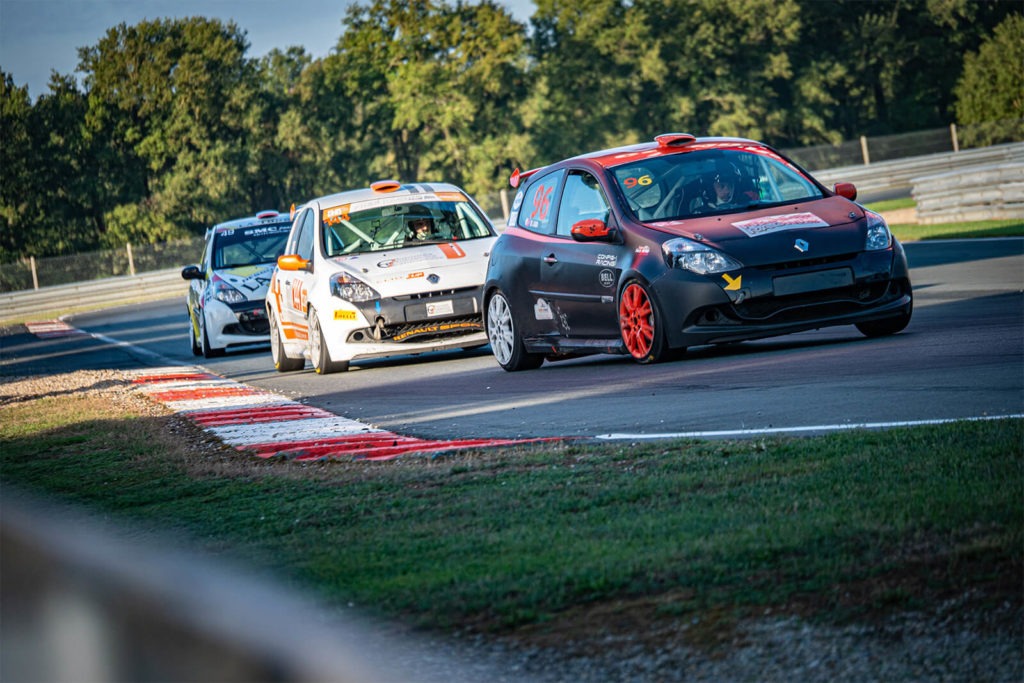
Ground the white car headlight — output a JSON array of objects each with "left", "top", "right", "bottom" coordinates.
[
  {"left": 865, "top": 210, "right": 892, "bottom": 251},
  {"left": 212, "top": 278, "right": 247, "bottom": 304},
  {"left": 662, "top": 237, "right": 743, "bottom": 275},
  {"left": 330, "top": 272, "right": 380, "bottom": 302}
]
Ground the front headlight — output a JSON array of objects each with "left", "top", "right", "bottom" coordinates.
[
  {"left": 662, "top": 237, "right": 743, "bottom": 275},
  {"left": 211, "top": 278, "right": 247, "bottom": 304},
  {"left": 330, "top": 272, "right": 380, "bottom": 302},
  {"left": 865, "top": 210, "right": 892, "bottom": 251}
]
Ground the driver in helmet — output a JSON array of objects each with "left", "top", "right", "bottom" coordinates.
[{"left": 406, "top": 206, "right": 436, "bottom": 241}]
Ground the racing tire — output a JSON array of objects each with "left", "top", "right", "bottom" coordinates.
[
  {"left": 856, "top": 300, "right": 913, "bottom": 338},
  {"left": 309, "top": 309, "right": 348, "bottom": 374},
  {"left": 189, "top": 313, "right": 202, "bottom": 356},
  {"left": 486, "top": 290, "right": 543, "bottom": 372},
  {"left": 619, "top": 280, "right": 670, "bottom": 364},
  {"left": 270, "top": 308, "right": 304, "bottom": 372},
  {"left": 200, "top": 313, "right": 224, "bottom": 359}
]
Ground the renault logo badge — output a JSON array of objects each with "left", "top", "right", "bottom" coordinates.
[
  {"left": 427, "top": 273, "right": 440, "bottom": 284},
  {"left": 794, "top": 239, "right": 809, "bottom": 253}
]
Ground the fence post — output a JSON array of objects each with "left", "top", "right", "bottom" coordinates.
[
  {"left": 859, "top": 135, "right": 870, "bottom": 165},
  {"left": 126, "top": 243, "right": 136, "bottom": 276},
  {"left": 499, "top": 189, "right": 510, "bottom": 222},
  {"left": 30, "top": 256, "right": 39, "bottom": 290},
  {"left": 950, "top": 123, "right": 959, "bottom": 153}
]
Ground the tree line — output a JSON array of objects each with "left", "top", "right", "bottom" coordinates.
[{"left": 1, "top": 0, "right": 1021, "bottom": 261}]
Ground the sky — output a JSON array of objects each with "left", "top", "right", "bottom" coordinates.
[{"left": 0, "top": 0, "right": 536, "bottom": 100}]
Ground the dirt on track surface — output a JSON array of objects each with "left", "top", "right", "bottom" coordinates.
[{"left": 2, "top": 364, "right": 1021, "bottom": 683}]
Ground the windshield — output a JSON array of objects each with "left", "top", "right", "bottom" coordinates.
[
  {"left": 213, "top": 222, "right": 291, "bottom": 269},
  {"left": 321, "top": 197, "right": 493, "bottom": 257},
  {"left": 612, "top": 148, "right": 824, "bottom": 222}
]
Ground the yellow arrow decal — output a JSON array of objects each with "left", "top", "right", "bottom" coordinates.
[{"left": 722, "top": 273, "right": 742, "bottom": 291}]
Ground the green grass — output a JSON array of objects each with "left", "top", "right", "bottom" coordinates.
[
  {"left": 2, "top": 389, "right": 1021, "bottom": 638},
  {"left": 865, "top": 197, "right": 916, "bottom": 213},
  {"left": 889, "top": 219, "right": 1024, "bottom": 242}
]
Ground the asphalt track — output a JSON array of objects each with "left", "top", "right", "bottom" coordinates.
[{"left": 3, "top": 238, "right": 1022, "bottom": 443}]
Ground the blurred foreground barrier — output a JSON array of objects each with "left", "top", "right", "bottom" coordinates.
[
  {"left": 912, "top": 161, "right": 1024, "bottom": 224},
  {"left": 0, "top": 490, "right": 496, "bottom": 683},
  {"left": 0, "top": 268, "right": 187, "bottom": 323},
  {"left": 812, "top": 142, "right": 1024, "bottom": 199}
]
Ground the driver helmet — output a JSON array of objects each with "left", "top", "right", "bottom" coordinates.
[{"left": 406, "top": 205, "right": 435, "bottom": 240}]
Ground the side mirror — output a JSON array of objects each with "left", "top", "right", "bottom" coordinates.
[
  {"left": 181, "top": 264, "right": 204, "bottom": 280},
  {"left": 571, "top": 219, "right": 618, "bottom": 243},
  {"left": 277, "top": 254, "right": 310, "bottom": 272},
  {"left": 833, "top": 182, "right": 857, "bottom": 201}
]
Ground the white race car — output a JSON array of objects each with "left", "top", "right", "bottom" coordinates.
[
  {"left": 267, "top": 181, "right": 497, "bottom": 373},
  {"left": 182, "top": 211, "right": 292, "bottom": 357}
]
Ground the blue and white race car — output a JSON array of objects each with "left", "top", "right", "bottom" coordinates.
[{"left": 181, "top": 210, "right": 293, "bottom": 357}]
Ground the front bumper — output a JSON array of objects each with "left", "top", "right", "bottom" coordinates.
[
  {"left": 206, "top": 299, "right": 270, "bottom": 348},
  {"left": 652, "top": 246, "right": 912, "bottom": 348},
  {"left": 317, "top": 285, "right": 487, "bottom": 362}
]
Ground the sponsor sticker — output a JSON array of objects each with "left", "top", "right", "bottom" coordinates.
[
  {"left": 599, "top": 269, "right": 615, "bottom": 288},
  {"left": 334, "top": 310, "right": 357, "bottom": 321},
  {"left": 731, "top": 212, "right": 829, "bottom": 237},
  {"left": 534, "top": 298, "right": 553, "bottom": 320},
  {"left": 596, "top": 253, "right": 617, "bottom": 267}
]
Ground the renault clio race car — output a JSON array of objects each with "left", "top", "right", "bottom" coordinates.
[
  {"left": 182, "top": 210, "right": 292, "bottom": 357},
  {"left": 267, "top": 181, "right": 497, "bottom": 374},
  {"left": 483, "top": 133, "right": 913, "bottom": 371}
]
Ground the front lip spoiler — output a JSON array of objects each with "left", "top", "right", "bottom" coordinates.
[{"left": 684, "top": 293, "right": 912, "bottom": 346}]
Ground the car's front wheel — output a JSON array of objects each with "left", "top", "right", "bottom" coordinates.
[
  {"left": 269, "top": 308, "right": 304, "bottom": 372},
  {"left": 188, "top": 311, "right": 201, "bottom": 356},
  {"left": 619, "top": 280, "right": 669, "bottom": 364},
  {"left": 856, "top": 298, "right": 913, "bottom": 338},
  {"left": 200, "top": 312, "right": 224, "bottom": 359},
  {"left": 309, "top": 308, "right": 348, "bottom": 374},
  {"left": 486, "top": 290, "right": 543, "bottom": 372}
]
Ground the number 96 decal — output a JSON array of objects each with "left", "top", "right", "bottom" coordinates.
[{"left": 622, "top": 175, "right": 652, "bottom": 189}]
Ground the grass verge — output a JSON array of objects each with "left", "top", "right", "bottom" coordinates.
[
  {"left": 1, "top": 377, "right": 1021, "bottom": 648},
  {"left": 889, "top": 219, "right": 1024, "bottom": 242}
]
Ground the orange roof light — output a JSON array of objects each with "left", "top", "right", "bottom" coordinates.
[
  {"left": 371, "top": 179, "right": 402, "bottom": 193},
  {"left": 655, "top": 133, "right": 697, "bottom": 148}
]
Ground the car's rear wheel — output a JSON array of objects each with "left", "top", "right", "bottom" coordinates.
[
  {"left": 200, "top": 313, "right": 224, "bottom": 358},
  {"left": 309, "top": 309, "right": 348, "bottom": 374},
  {"left": 856, "top": 299, "right": 913, "bottom": 337},
  {"left": 486, "top": 290, "right": 543, "bottom": 372},
  {"left": 270, "top": 308, "right": 304, "bottom": 372},
  {"left": 619, "top": 281, "right": 669, "bottom": 364}
]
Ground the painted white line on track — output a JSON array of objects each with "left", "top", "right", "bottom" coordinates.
[{"left": 596, "top": 414, "right": 1024, "bottom": 440}]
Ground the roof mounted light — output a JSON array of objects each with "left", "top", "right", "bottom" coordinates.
[
  {"left": 371, "top": 179, "right": 402, "bottom": 193},
  {"left": 256, "top": 210, "right": 280, "bottom": 219},
  {"left": 655, "top": 133, "right": 697, "bottom": 148}
]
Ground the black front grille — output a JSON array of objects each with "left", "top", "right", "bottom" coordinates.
[
  {"left": 753, "top": 253, "right": 858, "bottom": 272},
  {"left": 346, "top": 315, "right": 483, "bottom": 343}
]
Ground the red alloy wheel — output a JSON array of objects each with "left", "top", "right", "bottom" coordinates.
[{"left": 619, "top": 282, "right": 655, "bottom": 359}]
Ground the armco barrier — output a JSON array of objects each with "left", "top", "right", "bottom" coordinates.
[
  {"left": 0, "top": 268, "right": 187, "bottom": 323},
  {"left": 913, "top": 161, "right": 1024, "bottom": 224},
  {"left": 812, "top": 142, "right": 1024, "bottom": 198}
]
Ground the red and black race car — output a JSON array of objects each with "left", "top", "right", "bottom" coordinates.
[{"left": 483, "top": 133, "right": 912, "bottom": 371}]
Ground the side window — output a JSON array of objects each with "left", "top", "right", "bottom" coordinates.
[
  {"left": 555, "top": 171, "right": 610, "bottom": 237},
  {"left": 292, "top": 209, "right": 315, "bottom": 261},
  {"left": 517, "top": 169, "right": 564, "bottom": 234}
]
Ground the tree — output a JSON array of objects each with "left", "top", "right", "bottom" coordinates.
[
  {"left": 954, "top": 13, "right": 1024, "bottom": 147},
  {"left": 78, "top": 17, "right": 265, "bottom": 244},
  {"left": 320, "top": 0, "right": 528, "bottom": 197}
]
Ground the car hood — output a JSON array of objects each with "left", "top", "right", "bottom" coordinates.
[
  {"left": 214, "top": 264, "right": 276, "bottom": 300},
  {"left": 327, "top": 238, "right": 496, "bottom": 293},
  {"left": 646, "top": 197, "right": 868, "bottom": 267}
]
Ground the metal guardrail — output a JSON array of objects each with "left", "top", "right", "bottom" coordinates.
[
  {"left": 812, "top": 142, "right": 1024, "bottom": 198},
  {"left": 0, "top": 268, "right": 186, "bottom": 323}
]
